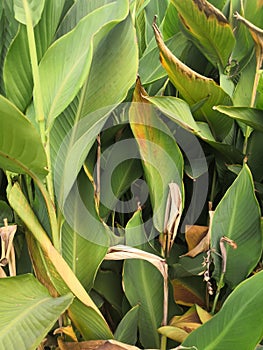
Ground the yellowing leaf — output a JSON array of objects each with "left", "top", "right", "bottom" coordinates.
[
  {"left": 172, "top": 0, "right": 235, "bottom": 68},
  {"left": 152, "top": 23, "right": 233, "bottom": 140},
  {"left": 180, "top": 225, "right": 209, "bottom": 258}
]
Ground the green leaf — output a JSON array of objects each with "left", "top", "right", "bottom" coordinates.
[
  {"left": 172, "top": 0, "right": 235, "bottom": 68},
  {"left": 114, "top": 305, "right": 139, "bottom": 345},
  {"left": 0, "top": 95, "right": 47, "bottom": 177},
  {"left": 129, "top": 79, "right": 184, "bottom": 234},
  {"left": 182, "top": 270, "right": 263, "bottom": 350},
  {"left": 14, "top": 0, "right": 45, "bottom": 26},
  {"left": 0, "top": 1, "right": 18, "bottom": 95},
  {"left": 39, "top": 0, "right": 129, "bottom": 128},
  {"left": 152, "top": 23, "right": 233, "bottom": 141},
  {"left": 123, "top": 259, "right": 163, "bottom": 348},
  {"left": 214, "top": 105, "right": 263, "bottom": 133},
  {"left": 4, "top": 0, "right": 65, "bottom": 112},
  {"left": 211, "top": 164, "right": 262, "bottom": 288},
  {"left": 0, "top": 274, "right": 74, "bottom": 350}
]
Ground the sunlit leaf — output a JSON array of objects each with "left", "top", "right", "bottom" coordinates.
[
  {"left": 0, "top": 95, "right": 47, "bottom": 177},
  {"left": 172, "top": 0, "right": 235, "bottom": 68},
  {"left": 211, "top": 164, "right": 262, "bottom": 288},
  {"left": 182, "top": 270, "right": 263, "bottom": 349},
  {"left": 0, "top": 274, "right": 73, "bottom": 350},
  {"left": 14, "top": 0, "right": 45, "bottom": 26},
  {"left": 152, "top": 23, "right": 233, "bottom": 140}
]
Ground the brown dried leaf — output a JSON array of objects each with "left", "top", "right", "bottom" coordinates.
[
  {"left": 172, "top": 279, "right": 206, "bottom": 307},
  {"left": 57, "top": 339, "right": 140, "bottom": 350},
  {"left": 185, "top": 225, "right": 209, "bottom": 251},
  {"left": 180, "top": 232, "right": 209, "bottom": 258}
]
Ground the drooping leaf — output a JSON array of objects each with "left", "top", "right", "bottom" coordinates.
[
  {"left": 147, "top": 95, "right": 243, "bottom": 164},
  {"left": 182, "top": 270, "right": 263, "bottom": 350},
  {"left": 211, "top": 164, "right": 262, "bottom": 288},
  {"left": 0, "top": 95, "right": 47, "bottom": 177},
  {"left": 0, "top": 274, "right": 74, "bottom": 350},
  {"left": 13, "top": 0, "right": 45, "bottom": 26},
  {"left": 129, "top": 78, "right": 184, "bottom": 235},
  {"left": 114, "top": 305, "right": 139, "bottom": 345},
  {"left": 172, "top": 0, "right": 235, "bottom": 68},
  {"left": 152, "top": 23, "right": 233, "bottom": 140},
  {"left": 214, "top": 105, "right": 263, "bottom": 133}
]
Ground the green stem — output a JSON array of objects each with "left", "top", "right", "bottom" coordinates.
[
  {"left": 211, "top": 272, "right": 225, "bottom": 315},
  {"left": 160, "top": 335, "right": 167, "bottom": 350},
  {"left": 23, "top": 0, "right": 58, "bottom": 247}
]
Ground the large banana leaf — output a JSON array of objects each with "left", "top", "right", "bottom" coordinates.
[
  {"left": 129, "top": 78, "right": 184, "bottom": 234},
  {"left": 39, "top": 0, "right": 129, "bottom": 128},
  {"left": 52, "top": 10, "right": 138, "bottom": 204},
  {"left": 172, "top": 0, "right": 235, "bottom": 69},
  {"left": 4, "top": 0, "right": 65, "bottom": 112},
  {"left": 0, "top": 95, "right": 47, "bottom": 177},
  {"left": 182, "top": 270, "right": 263, "bottom": 350},
  {"left": 152, "top": 24, "right": 233, "bottom": 141},
  {"left": 0, "top": 274, "right": 74, "bottom": 350},
  {"left": 211, "top": 165, "right": 262, "bottom": 288}
]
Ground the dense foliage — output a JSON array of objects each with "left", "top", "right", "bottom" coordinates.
[{"left": 0, "top": 0, "right": 263, "bottom": 349}]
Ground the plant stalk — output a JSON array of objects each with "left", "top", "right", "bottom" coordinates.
[{"left": 211, "top": 272, "right": 225, "bottom": 315}]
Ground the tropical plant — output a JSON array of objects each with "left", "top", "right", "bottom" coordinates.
[{"left": 0, "top": 0, "right": 263, "bottom": 350}]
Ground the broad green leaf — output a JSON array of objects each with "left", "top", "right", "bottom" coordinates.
[
  {"left": 14, "top": 0, "right": 45, "bottom": 26},
  {"left": 129, "top": 78, "right": 184, "bottom": 234},
  {"left": 56, "top": 0, "right": 114, "bottom": 38},
  {"left": 93, "top": 270, "right": 123, "bottom": 314},
  {"left": 172, "top": 0, "right": 235, "bottom": 68},
  {"left": 78, "top": 14, "right": 138, "bottom": 116},
  {"left": 139, "top": 33, "right": 189, "bottom": 85},
  {"left": 114, "top": 305, "right": 139, "bottom": 345},
  {"left": 61, "top": 170, "right": 109, "bottom": 289},
  {"left": 7, "top": 182, "right": 112, "bottom": 339},
  {"left": 123, "top": 259, "right": 163, "bottom": 348},
  {"left": 4, "top": 0, "right": 65, "bottom": 112},
  {"left": 147, "top": 96, "right": 243, "bottom": 165},
  {"left": 0, "top": 1, "right": 18, "bottom": 94},
  {"left": 214, "top": 105, "right": 263, "bottom": 133},
  {"left": 0, "top": 95, "right": 47, "bottom": 177},
  {"left": 52, "top": 11, "right": 138, "bottom": 203},
  {"left": 152, "top": 23, "right": 233, "bottom": 141},
  {"left": 0, "top": 200, "right": 13, "bottom": 222},
  {"left": 40, "top": 0, "right": 129, "bottom": 128},
  {"left": 211, "top": 165, "right": 262, "bottom": 288},
  {"left": 0, "top": 274, "right": 74, "bottom": 350},
  {"left": 122, "top": 212, "right": 163, "bottom": 348},
  {"left": 26, "top": 233, "right": 113, "bottom": 340},
  {"left": 68, "top": 299, "right": 113, "bottom": 340},
  {"left": 182, "top": 270, "right": 263, "bottom": 350}
]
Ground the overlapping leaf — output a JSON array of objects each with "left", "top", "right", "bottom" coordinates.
[
  {"left": 211, "top": 165, "right": 262, "bottom": 288},
  {"left": 0, "top": 274, "right": 74, "bottom": 350},
  {"left": 172, "top": 0, "right": 235, "bottom": 68},
  {"left": 152, "top": 24, "right": 233, "bottom": 140},
  {"left": 0, "top": 95, "right": 47, "bottom": 177}
]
